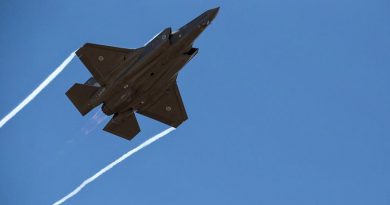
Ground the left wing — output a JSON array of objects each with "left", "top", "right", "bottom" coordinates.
[
  {"left": 76, "top": 43, "right": 139, "bottom": 86},
  {"left": 137, "top": 81, "right": 188, "bottom": 127}
]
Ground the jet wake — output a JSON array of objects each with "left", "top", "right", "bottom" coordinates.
[
  {"left": 0, "top": 51, "right": 76, "bottom": 128},
  {"left": 82, "top": 109, "right": 108, "bottom": 135},
  {"left": 53, "top": 127, "right": 176, "bottom": 205}
]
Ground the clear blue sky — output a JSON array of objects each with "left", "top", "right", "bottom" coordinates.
[{"left": 1, "top": 0, "right": 389, "bottom": 204}]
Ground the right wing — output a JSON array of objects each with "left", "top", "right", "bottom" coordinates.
[
  {"left": 76, "top": 43, "right": 138, "bottom": 86},
  {"left": 137, "top": 81, "right": 188, "bottom": 127}
]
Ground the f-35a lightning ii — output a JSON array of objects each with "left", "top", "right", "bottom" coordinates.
[{"left": 66, "top": 7, "right": 219, "bottom": 140}]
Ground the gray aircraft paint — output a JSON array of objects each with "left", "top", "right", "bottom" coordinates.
[{"left": 66, "top": 7, "right": 219, "bottom": 140}]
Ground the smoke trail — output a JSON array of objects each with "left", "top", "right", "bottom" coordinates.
[
  {"left": 0, "top": 51, "right": 76, "bottom": 128},
  {"left": 82, "top": 109, "right": 108, "bottom": 135},
  {"left": 53, "top": 127, "right": 176, "bottom": 205}
]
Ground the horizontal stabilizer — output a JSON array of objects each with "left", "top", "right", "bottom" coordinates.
[
  {"left": 84, "top": 77, "right": 101, "bottom": 87},
  {"left": 66, "top": 83, "right": 99, "bottom": 116},
  {"left": 103, "top": 112, "right": 140, "bottom": 140}
]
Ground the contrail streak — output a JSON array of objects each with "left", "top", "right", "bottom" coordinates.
[
  {"left": 53, "top": 127, "right": 176, "bottom": 205},
  {"left": 0, "top": 51, "right": 76, "bottom": 128}
]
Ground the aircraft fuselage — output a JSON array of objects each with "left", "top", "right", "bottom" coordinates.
[
  {"left": 66, "top": 7, "right": 219, "bottom": 140},
  {"left": 100, "top": 8, "right": 218, "bottom": 116}
]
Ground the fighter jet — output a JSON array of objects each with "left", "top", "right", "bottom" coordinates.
[{"left": 66, "top": 7, "right": 219, "bottom": 140}]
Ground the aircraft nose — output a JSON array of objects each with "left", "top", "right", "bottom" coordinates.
[{"left": 207, "top": 7, "right": 220, "bottom": 20}]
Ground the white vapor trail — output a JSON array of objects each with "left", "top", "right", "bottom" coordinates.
[
  {"left": 0, "top": 51, "right": 76, "bottom": 128},
  {"left": 53, "top": 127, "right": 176, "bottom": 205}
]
